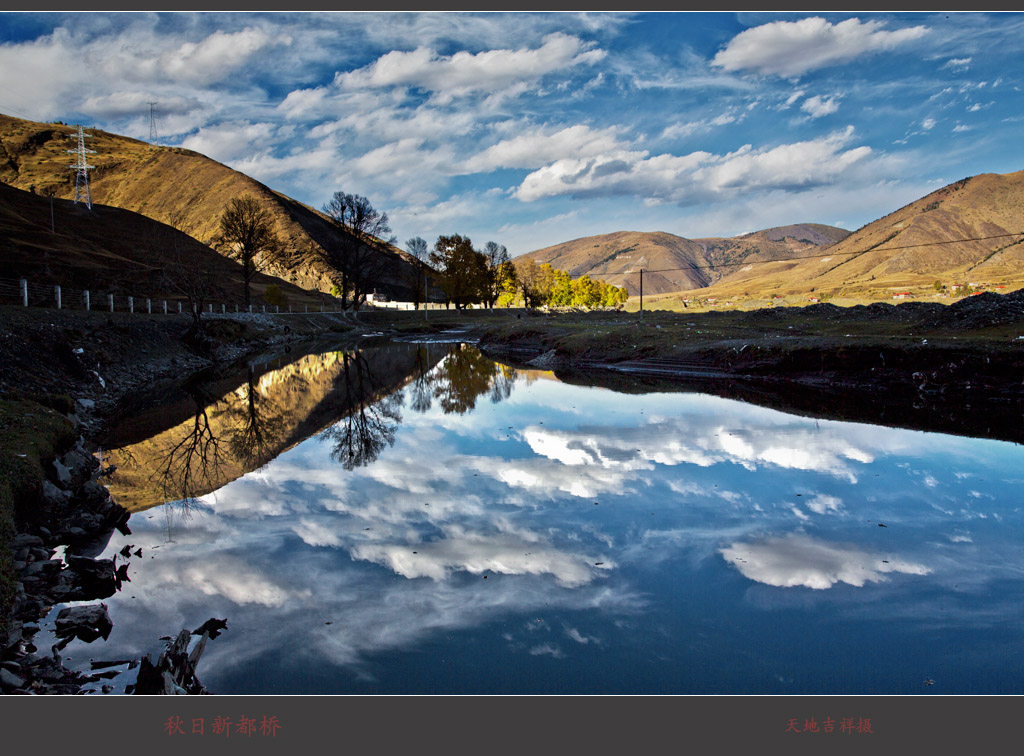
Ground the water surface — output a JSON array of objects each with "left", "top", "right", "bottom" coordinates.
[{"left": 58, "top": 342, "right": 1024, "bottom": 694}]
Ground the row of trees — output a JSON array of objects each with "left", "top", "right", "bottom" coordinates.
[
  {"left": 515, "top": 258, "right": 628, "bottom": 309},
  {"left": 212, "top": 192, "right": 627, "bottom": 312}
]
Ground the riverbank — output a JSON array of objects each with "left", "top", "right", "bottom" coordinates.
[{"left": 0, "top": 306, "right": 361, "bottom": 692}]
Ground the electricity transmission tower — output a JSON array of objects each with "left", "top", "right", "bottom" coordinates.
[
  {"left": 147, "top": 101, "right": 158, "bottom": 144},
  {"left": 67, "top": 124, "right": 96, "bottom": 210}
]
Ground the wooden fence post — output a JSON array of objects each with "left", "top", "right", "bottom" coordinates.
[{"left": 55, "top": 285, "right": 61, "bottom": 309}]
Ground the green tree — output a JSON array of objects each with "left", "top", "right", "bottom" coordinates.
[
  {"left": 481, "top": 241, "right": 512, "bottom": 309},
  {"left": 263, "top": 284, "right": 287, "bottom": 307},
  {"left": 429, "top": 234, "right": 488, "bottom": 309},
  {"left": 515, "top": 258, "right": 545, "bottom": 308},
  {"left": 214, "top": 196, "right": 283, "bottom": 308},
  {"left": 496, "top": 261, "right": 519, "bottom": 307},
  {"left": 548, "top": 268, "right": 573, "bottom": 307}
]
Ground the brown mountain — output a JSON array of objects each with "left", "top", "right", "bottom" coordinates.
[
  {"left": 680, "top": 169, "right": 1024, "bottom": 302},
  {"left": 0, "top": 113, "right": 418, "bottom": 298},
  {"left": 0, "top": 180, "right": 319, "bottom": 308},
  {"left": 519, "top": 224, "right": 850, "bottom": 296}
]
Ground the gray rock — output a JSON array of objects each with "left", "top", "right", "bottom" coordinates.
[
  {"left": 76, "top": 398, "right": 95, "bottom": 409},
  {"left": 53, "top": 458, "right": 72, "bottom": 485},
  {"left": 55, "top": 603, "right": 113, "bottom": 643},
  {"left": 12, "top": 534, "right": 43, "bottom": 549},
  {"left": 0, "top": 668, "right": 25, "bottom": 689},
  {"left": 42, "top": 479, "right": 70, "bottom": 506}
]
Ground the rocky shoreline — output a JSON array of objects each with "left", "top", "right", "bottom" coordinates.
[{"left": 0, "top": 426, "right": 226, "bottom": 695}]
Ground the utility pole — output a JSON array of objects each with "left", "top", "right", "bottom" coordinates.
[
  {"left": 67, "top": 125, "right": 95, "bottom": 210},
  {"left": 146, "top": 101, "right": 158, "bottom": 145},
  {"left": 639, "top": 269, "right": 644, "bottom": 322}
]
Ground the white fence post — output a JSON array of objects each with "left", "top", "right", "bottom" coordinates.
[
  {"left": 222, "top": 304, "right": 225, "bottom": 313},
  {"left": 20, "top": 279, "right": 27, "bottom": 307},
  {"left": 128, "top": 296, "right": 133, "bottom": 313},
  {"left": 249, "top": 305, "right": 253, "bottom": 313},
  {"left": 55, "top": 285, "right": 61, "bottom": 309},
  {"left": 147, "top": 298, "right": 152, "bottom": 314},
  {"left": 84, "top": 290, "right": 90, "bottom": 311},
  {"left": 262, "top": 305, "right": 266, "bottom": 313},
  {"left": 235, "top": 304, "right": 239, "bottom": 313},
  {"left": 108, "top": 294, "right": 114, "bottom": 312},
  {"left": 177, "top": 301, "right": 182, "bottom": 314},
  {"left": 276, "top": 305, "right": 279, "bottom": 313},
  {"left": 163, "top": 300, "right": 168, "bottom": 314},
  {"left": 208, "top": 303, "right": 213, "bottom": 313}
]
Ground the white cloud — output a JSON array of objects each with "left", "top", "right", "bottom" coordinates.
[
  {"left": 805, "top": 494, "right": 843, "bottom": 515},
  {"left": 336, "top": 32, "right": 605, "bottom": 103},
  {"left": 179, "top": 120, "right": 278, "bottom": 163},
  {"left": 462, "top": 124, "right": 628, "bottom": 173},
  {"left": 712, "top": 17, "right": 928, "bottom": 77},
  {"left": 180, "top": 558, "right": 309, "bottom": 607},
  {"left": 293, "top": 517, "right": 343, "bottom": 548},
  {"left": 921, "top": 117, "right": 936, "bottom": 130},
  {"left": 941, "top": 57, "right": 972, "bottom": 71},
  {"left": 158, "top": 27, "right": 291, "bottom": 86},
  {"left": 515, "top": 126, "right": 873, "bottom": 207},
  {"left": 800, "top": 94, "right": 840, "bottom": 118},
  {"left": 80, "top": 92, "right": 202, "bottom": 119},
  {"left": 349, "top": 530, "right": 607, "bottom": 587},
  {"left": 721, "top": 533, "right": 931, "bottom": 589}
]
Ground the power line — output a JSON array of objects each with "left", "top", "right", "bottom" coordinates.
[{"left": 629, "top": 231, "right": 1024, "bottom": 275}]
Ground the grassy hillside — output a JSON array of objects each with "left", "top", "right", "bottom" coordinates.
[
  {"left": 0, "top": 180, "right": 321, "bottom": 308},
  {"left": 646, "top": 171, "right": 1024, "bottom": 310},
  {"left": 0, "top": 113, "right": 418, "bottom": 298}
]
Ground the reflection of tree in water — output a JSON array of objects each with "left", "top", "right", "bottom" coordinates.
[
  {"left": 489, "top": 363, "right": 517, "bottom": 405},
  {"left": 409, "top": 346, "right": 434, "bottom": 414},
  {"left": 429, "top": 345, "right": 518, "bottom": 415},
  {"left": 225, "top": 365, "right": 286, "bottom": 470},
  {"left": 147, "top": 384, "right": 223, "bottom": 540},
  {"left": 319, "top": 350, "right": 404, "bottom": 470}
]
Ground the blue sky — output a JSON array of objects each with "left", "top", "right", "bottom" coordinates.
[{"left": 0, "top": 11, "right": 1022, "bottom": 255}]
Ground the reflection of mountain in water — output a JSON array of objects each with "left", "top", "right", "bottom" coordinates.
[
  {"left": 103, "top": 344, "right": 521, "bottom": 511},
  {"left": 103, "top": 344, "right": 448, "bottom": 511}
]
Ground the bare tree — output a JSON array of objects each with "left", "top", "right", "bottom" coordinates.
[
  {"left": 404, "top": 236, "right": 431, "bottom": 309},
  {"left": 321, "top": 191, "right": 396, "bottom": 310},
  {"left": 159, "top": 209, "right": 216, "bottom": 345},
  {"left": 214, "top": 196, "right": 283, "bottom": 307},
  {"left": 482, "top": 241, "right": 512, "bottom": 309}
]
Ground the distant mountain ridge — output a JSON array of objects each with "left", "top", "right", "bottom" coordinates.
[
  {"left": 0, "top": 113, "right": 417, "bottom": 299},
  {"left": 519, "top": 223, "right": 851, "bottom": 295},
  {"left": 519, "top": 169, "right": 1024, "bottom": 302}
]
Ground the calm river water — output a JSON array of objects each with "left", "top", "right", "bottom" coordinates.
[{"left": 54, "top": 341, "right": 1024, "bottom": 694}]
